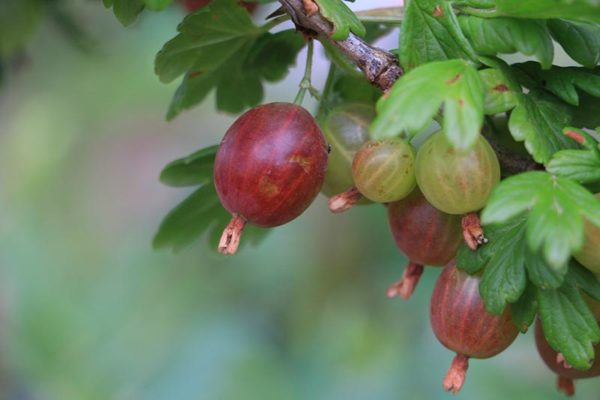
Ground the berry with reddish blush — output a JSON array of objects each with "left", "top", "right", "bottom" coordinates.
[
  {"left": 430, "top": 260, "right": 519, "bottom": 394},
  {"left": 386, "top": 190, "right": 462, "bottom": 299},
  {"left": 351, "top": 139, "right": 416, "bottom": 203},
  {"left": 214, "top": 102, "right": 328, "bottom": 255},
  {"left": 535, "top": 299, "right": 600, "bottom": 396},
  {"left": 416, "top": 132, "right": 500, "bottom": 215}
]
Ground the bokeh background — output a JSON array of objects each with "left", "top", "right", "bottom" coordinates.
[{"left": 0, "top": 1, "right": 597, "bottom": 399}]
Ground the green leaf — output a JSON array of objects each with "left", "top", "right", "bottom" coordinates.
[
  {"left": 143, "top": 0, "right": 172, "bottom": 11},
  {"left": 457, "top": 217, "right": 527, "bottom": 314},
  {"left": 153, "top": 185, "right": 229, "bottom": 252},
  {"left": 548, "top": 20, "right": 600, "bottom": 68},
  {"left": 460, "top": 0, "right": 600, "bottom": 22},
  {"left": 460, "top": 16, "right": 553, "bottom": 69},
  {"left": 481, "top": 171, "right": 600, "bottom": 269},
  {"left": 573, "top": 93, "right": 600, "bottom": 128},
  {"left": 155, "top": 1, "right": 257, "bottom": 84},
  {"left": 508, "top": 90, "right": 576, "bottom": 164},
  {"left": 399, "top": 0, "right": 477, "bottom": 70},
  {"left": 159, "top": 145, "right": 218, "bottom": 187},
  {"left": 511, "top": 282, "right": 538, "bottom": 333},
  {"left": 0, "top": 0, "right": 43, "bottom": 57},
  {"left": 479, "top": 68, "right": 518, "bottom": 115},
  {"left": 524, "top": 247, "right": 567, "bottom": 289},
  {"left": 537, "top": 277, "right": 600, "bottom": 370},
  {"left": 157, "top": 14, "right": 304, "bottom": 117},
  {"left": 570, "top": 260, "right": 600, "bottom": 302},
  {"left": 514, "top": 62, "right": 600, "bottom": 106},
  {"left": 370, "top": 59, "right": 484, "bottom": 150},
  {"left": 153, "top": 184, "right": 270, "bottom": 252},
  {"left": 313, "top": 0, "right": 366, "bottom": 40},
  {"left": 105, "top": 0, "right": 145, "bottom": 26},
  {"left": 547, "top": 143, "right": 600, "bottom": 184}
]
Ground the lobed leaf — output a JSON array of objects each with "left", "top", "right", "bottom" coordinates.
[
  {"left": 105, "top": 0, "right": 145, "bottom": 26},
  {"left": 153, "top": 184, "right": 229, "bottom": 252},
  {"left": 482, "top": 171, "right": 600, "bottom": 269},
  {"left": 479, "top": 68, "right": 518, "bottom": 115},
  {"left": 547, "top": 148, "right": 600, "bottom": 184},
  {"left": 569, "top": 260, "right": 600, "bottom": 302},
  {"left": 460, "top": 16, "right": 554, "bottom": 69},
  {"left": 537, "top": 276, "right": 600, "bottom": 370},
  {"left": 370, "top": 59, "right": 484, "bottom": 150},
  {"left": 459, "top": 0, "right": 600, "bottom": 22},
  {"left": 511, "top": 283, "right": 538, "bottom": 332},
  {"left": 313, "top": 0, "right": 366, "bottom": 40},
  {"left": 548, "top": 20, "right": 600, "bottom": 68},
  {"left": 158, "top": 15, "right": 304, "bottom": 117},
  {"left": 508, "top": 90, "right": 576, "bottom": 164},
  {"left": 399, "top": 0, "right": 477, "bottom": 70},
  {"left": 159, "top": 145, "right": 218, "bottom": 187},
  {"left": 514, "top": 62, "right": 600, "bottom": 106},
  {"left": 457, "top": 217, "right": 528, "bottom": 314}
]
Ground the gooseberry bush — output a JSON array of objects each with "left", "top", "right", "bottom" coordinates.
[{"left": 5, "top": 0, "right": 600, "bottom": 395}]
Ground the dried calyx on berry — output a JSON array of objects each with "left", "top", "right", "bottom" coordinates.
[
  {"left": 386, "top": 189, "right": 463, "bottom": 300},
  {"left": 430, "top": 260, "right": 519, "bottom": 394},
  {"left": 214, "top": 102, "right": 328, "bottom": 255}
]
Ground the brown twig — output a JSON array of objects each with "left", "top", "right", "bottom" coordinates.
[
  {"left": 278, "top": 1, "right": 542, "bottom": 174},
  {"left": 278, "top": 0, "right": 403, "bottom": 91}
]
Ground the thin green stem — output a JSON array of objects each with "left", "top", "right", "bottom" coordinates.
[
  {"left": 355, "top": 7, "right": 404, "bottom": 24},
  {"left": 456, "top": 5, "right": 499, "bottom": 17},
  {"left": 294, "top": 39, "right": 317, "bottom": 106},
  {"left": 260, "top": 15, "right": 290, "bottom": 32}
]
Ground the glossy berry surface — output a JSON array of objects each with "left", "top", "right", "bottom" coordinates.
[
  {"left": 430, "top": 260, "right": 519, "bottom": 359},
  {"left": 321, "top": 103, "right": 374, "bottom": 197},
  {"left": 575, "top": 193, "right": 600, "bottom": 275},
  {"left": 387, "top": 190, "right": 462, "bottom": 266},
  {"left": 416, "top": 132, "right": 500, "bottom": 215},
  {"left": 214, "top": 102, "right": 328, "bottom": 227},
  {"left": 352, "top": 139, "right": 416, "bottom": 203}
]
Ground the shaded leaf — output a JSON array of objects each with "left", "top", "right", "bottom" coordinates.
[
  {"left": 0, "top": 0, "right": 43, "bottom": 57},
  {"left": 524, "top": 247, "right": 567, "bottom": 289},
  {"left": 570, "top": 260, "right": 600, "bottom": 302},
  {"left": 106, "top": 0, "right": 145, "bottom": 26},
  {"left": 514, "top": 62, "right": 600, "bottom": 106},
  {"left": 549, "top": 19, "right": 600, "bottom": 68},
  {"left": 508, "top": 90, "right": 576, "bottom": 164},
  {"left": 153, "top": 184, "right": 269, "bottom": 252},
  {"left": 399, "top": 0, "right": 477, "bottom": 70},
  {"left": 537, "top": 277, "right": 600, "bottom": 369},
  {"left": 153, "top": 185, "right": 229, "bottom": 252},
  {"left": 457, "top": 216, "right": 527, "bottom": 314},
  {"left": 460, "top": 16, "right": 553, "bottom": 69},
  {"left": 511, "top": 282, "right": 538, "bottom": 332},
  {"left": 159, "top": 145, "right": 218, "bottom": 187},
  {"left": 157, "top": 14, "right": 304, "bottom": 117}
]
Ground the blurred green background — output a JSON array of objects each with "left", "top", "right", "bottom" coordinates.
[{"left": 0, "top": 1, "right": 597, "bottom": 399}]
